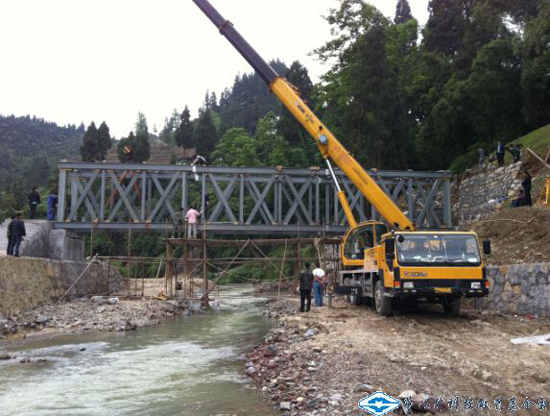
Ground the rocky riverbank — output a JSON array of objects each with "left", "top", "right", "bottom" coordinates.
[
  {"left": 0, "top": 296, "right": 201, "bottom": 341},
  {"left": 247, "top": 297, "right": 550, "bottom": 416}
]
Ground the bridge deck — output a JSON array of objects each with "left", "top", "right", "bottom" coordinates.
[{"left": 54, "top": 162, "right": 452, "bottom": 234}]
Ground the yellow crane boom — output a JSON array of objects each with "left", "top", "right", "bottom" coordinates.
[{"left": 193, "top": 0, "right": 415, "bottom": 231}]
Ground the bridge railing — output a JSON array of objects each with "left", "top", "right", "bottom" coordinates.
[{"left": 55, "top": 162, "right": 452, "bottom": 234}]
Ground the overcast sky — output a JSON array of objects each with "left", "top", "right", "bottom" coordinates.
[{"left": 0, "top": 0, "right": 429, "bottom": 138}]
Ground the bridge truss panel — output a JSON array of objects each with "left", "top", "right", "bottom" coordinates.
[{"left": 54, "top": 162, "right": 452, "bottom": 235}]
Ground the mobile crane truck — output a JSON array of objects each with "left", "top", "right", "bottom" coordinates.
[{"left": 193, "top": 0, "right": 491, "bottom": 316}]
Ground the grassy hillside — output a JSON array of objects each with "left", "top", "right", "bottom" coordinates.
[
  {"left": 450, "top": 123, "right": 550, "bottom": 173},
  {"left": 511, "top": 123, "right": 550, "bottom": 157}
]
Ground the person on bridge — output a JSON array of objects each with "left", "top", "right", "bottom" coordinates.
[
  {"left": 312, "top": 262, "right": 326, "bottom": 307},
  {"left": 185, "top": 206, "right": 201, "bottom": 239},
  {"left": 28, "top": 187, "right": 41, "bottom": 219},
  {"left": 46, "top": 191, "right": 58, "bottom": 221},
  {"left": 11, "top": 213, "right": 26, "bottom": 257},
  {"left": 297, "top": 262, "right": 314, "bottom": 313}
]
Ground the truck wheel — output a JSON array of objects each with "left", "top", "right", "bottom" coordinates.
[
  {"left": 350, "top": 294, "right": 362, "bottom": 306},
  {"left": 443, "top": 297, "right": 461, "bottom": 316},
  {"left": 374, "top": 280, "right": 392, "bottom": 317}
]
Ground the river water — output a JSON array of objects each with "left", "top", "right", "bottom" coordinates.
[{"left": 0, "top": 290, "right": 278, "bottom": 416}]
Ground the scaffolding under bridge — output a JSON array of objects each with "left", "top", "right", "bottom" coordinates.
[{"left": 54, "top": 162, "right": 453, "bottom": 235}]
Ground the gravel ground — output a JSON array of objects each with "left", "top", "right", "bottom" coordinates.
[{"left": 247, "top": 297, "right": 550, "bottom": 416}]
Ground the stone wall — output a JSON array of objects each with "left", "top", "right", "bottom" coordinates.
[
  {"left": 20, "top": 222, "right": 85, "bottom": 261},
  {"left": 481, "top": 263, "right": 550, "bottom": 316},
  {"left": 0, "top": 256, "right": 123, "bottom": 316},
  {"left": 456, "top": 162, "right": 523, "bottom": 222}
]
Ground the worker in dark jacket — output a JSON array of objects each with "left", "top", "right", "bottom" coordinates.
[
  {"left": 522, "top": 170, "right": 532, "bottom": 206},
  {"left": 6, "top": 215, "right": 15, "bottom": 256},
  {"left": 46, "top": 191, "right": 58, "bottom": 221},
  {"left": 28, "top": 187, "right": 41, "bottom": 219},
  {"left": 11, "top": 213, "right": 26, "bottom": 257},
  {"left": 496, "top": 141, "right": 506, "bottom": 167},
  {"left": 297, "top": 262, "right": 314, "bottom": 312}
]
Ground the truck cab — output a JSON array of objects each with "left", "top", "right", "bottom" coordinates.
[{"left": 337, "top": 225, "right": 490, "bottom": 316}]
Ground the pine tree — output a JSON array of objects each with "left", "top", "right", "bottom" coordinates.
[
  {"left": 194, "top": 110, "right": 218, "bottom": 157},
  {"left": 80, "top": 122, "right": 101, "bottom": 161},
  {"left": 424, "top": 0, "right": 472, "bottom": 57},
  {"left": 135, "top": 130, "right": 151, "bottom": 162},
  {"left": 132, "top": 112, "right": 150, "bottom": 162},
  {"left": 97, "top": 121, "right": 112, "bottom": 160},
  {"left": 117, "top": 132, "right": 135, "bottom": 163},
  {"left": 135, "top": 112, "right": 148, "bottom": 137},
  {"left": 175, "top": 106, "right": 194, "bottom": 148},
  {"left": 277, "top": 61, "right": 318, "bottom": 165},
  {"left": 394, "top": 0, "right": 413, "bottom": 24}
]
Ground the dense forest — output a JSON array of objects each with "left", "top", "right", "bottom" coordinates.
[
  {"left": 0, "top": 115, "right": 84, "bottom": 215},
  {"left": 149, "top": 0, "right": 549, "bottom": 175}
]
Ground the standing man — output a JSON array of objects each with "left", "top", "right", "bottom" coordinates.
[
  {"left": 185, "top": 206, "right": 201, "bottom": 239},
  {"left": 477, "top": 148, "right": 485, "bottom": 169},
  {"left": 312, "top": 262, "right": 326, "bottom": 307},
  {"left": 28, "top": 187, "right": 41, "bottom": 219},
  {"left": 46, "top": 191, "right": 58, "bottom": 221},
  {"left": 6, "top": 215, "right": 15, "bottom": 256},
  {"left": 496, "top": 141, "right": 506, "bottom": 167},
  {"left": 297, "top": 262, "right": 314, "bottom": 312},
  {"left": 11, "top": 213, "right": 26, "bottom": 257}
]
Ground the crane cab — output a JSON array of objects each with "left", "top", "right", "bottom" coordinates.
[{"left": 341, "top": 221, "right": 389, "bottom": 268}]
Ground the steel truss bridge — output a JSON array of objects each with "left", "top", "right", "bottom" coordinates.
[{"left": 54, "top": 162, "right": 452, "bottom": 235}]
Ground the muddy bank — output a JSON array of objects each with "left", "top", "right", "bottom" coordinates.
[
  {"left": 0, "top": 296, "right": 201, "bottom": 342},
  {"left": 248, "top": 298, "right": 550, "bottom": 415}
]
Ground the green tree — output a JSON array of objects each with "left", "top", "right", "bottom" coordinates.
[
  {"left": 424, "top": 0, "right": 472, "bottom": 58},
  {"left": 394, "top": 0, "right": 413, "bottom": 24},
  {"left": 80, "top": 122, "right": 101, "bottom": 162},
  {"left": 194, "top": 109, "right": 218, "bottom": 157},
  {"left": 159, "top": 109, "right": 180, "bottom": 146},
  {"left": 314, "top": 1, "right": 411, "bottom": 169},
  {"left": 97, "top": 121, "right": 112, "bottom": 160},
  {"left": 135, "top": 112, "right": 148, "bottom": 137},
  {"left": 117, "top": 131, "right": 150, "bottom": 163},
  {"left": 465, "top": 38, "right": 524, "bottom": 143},
  {"left": 211, "top": 128, "right": 258, "bottom": 166},
  {"left": 277, "top": 61, "right": 315, "bottom": 158},
  {"left": 175, "top": 106, "right": 194, "bottom": 148},
  {"left": 521, "top": 1, "right": 550, "bottom": 129}
]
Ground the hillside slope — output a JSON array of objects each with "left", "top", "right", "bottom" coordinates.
[{"left": 0, "top": 115, "right": 84, "bottom": 190}]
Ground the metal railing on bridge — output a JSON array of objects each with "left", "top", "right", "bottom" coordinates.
[{"left": 55, "top": 162, "right": 452, "bottom": 235}]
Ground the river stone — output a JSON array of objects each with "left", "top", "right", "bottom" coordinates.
[
  {"left": 354, "top": 384, "right": 375, "bottom": 393},
  {"left": 35, "top": 315, "right": 52, "bottom": 325},
  {"left": 304, "top": 328, "right": 317, "bottom": 339},
  {"left": 279, "top": 402, "right": 291, "bottom": 411}
]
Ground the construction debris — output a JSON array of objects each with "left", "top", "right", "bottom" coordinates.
[{"left": 510, "top": 334, "right": 550, "bottom": 345}]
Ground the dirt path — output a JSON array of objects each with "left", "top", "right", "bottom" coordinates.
[{"left": 250, "top": 298, "right": 550, "bottom": 415}]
